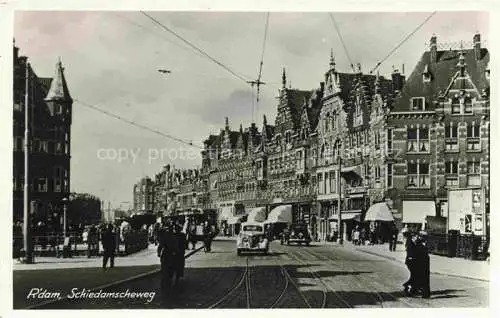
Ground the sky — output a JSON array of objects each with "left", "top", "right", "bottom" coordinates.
[{"left": 13, "top": 11, "right": 489, "bottom": 208}]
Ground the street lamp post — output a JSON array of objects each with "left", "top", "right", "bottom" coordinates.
[
  {"left": 23, "top": 61, "right": 33, "bottom": 264},
  {"left": 62, "top": 197, "right": 68, "bottom": 237}
]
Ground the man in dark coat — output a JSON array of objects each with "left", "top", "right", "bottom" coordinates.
[
  {"left": 203, "top": 221, "right": 213, "bottom": 252},
  {"left": 101, "top": 224, "right": 116, "bottom": 269},
  {"left": 415, "top": 231, "right": 431, "bottom": 298},
  {"left": 157, "top": 220, "right": 180, "bottom": 289},
  {"left": 174, "top": 222, "right": 187, "bottom": 283},
  {"left": 403, "top": 231, "right": 418, "bottom": 295}
]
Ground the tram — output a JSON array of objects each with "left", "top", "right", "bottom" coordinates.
[{"left": 161, "top": 208, "right": 219, "bottom": 241}]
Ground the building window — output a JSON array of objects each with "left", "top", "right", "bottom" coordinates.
[
  {"left": 375, "top": 166, "right": 381, "bottom": 182},
  {"left": 411, "top": 97, "right": 425, "bottom": 111},
  {"left": 40, "top": 140, "right": 48, "bottom": 153},
  {"left": 318, "top": 173, "right": 324, "bottom": 194},
  {"left": 374, "top": 131, "right": 380, "bottom": 149},
  {"left": 466, "top": 123, "right": 480, "bottom": 151},
  {"left": 36, "top": 177, "right": 48, "bottom": 192},
  {"left": 451, "top": 98, "right": 461, "bottom": 114},
  {"left": 445, "top": 124, "right": 458, "bottom": 152},
  {"left": 387, "top": 163, "right": 393, "bottom": 188},
  {"left": 407, "top": 162, "right": 430, "bottom": 188},
  {"left": 296, "top": 150, "right": 303, "bottom": 170},
  {"left": 407, "top": 127, "right": 429, "bottom": 153},
  {"left": 54, "top": 167, "right": 62, "bottom": 192},
  {"left": 329, "top": 171, "right": 336, "bottom": 193},
  {"left": 364, "top": 164, "right": 371, "bottom": 183},
  {"left": 445, "top": 161, "right": 459, "bottom": 187},
  {"left": 14, "top": 137, "right": 23, "bottom": 151},
  {"left": 467, "top": 161, "right": 481, "bottom": 187},
  {"left": 386, "top": 128, "right": 393, "bottom": 153},
  {"left": 55, "top": 142, "right": 63, "bottom": 154},
  {"left": 464, "top": 98, "right": 473, "bottom": 114},
  {"left": 275, "top": 134, "right": 282, "bottom": 145},
  {"left": 285, "top": 131, "right": 292, "bottom": 144},
  {"left": 451, "top": 94, "right": 473, "bottom": 115}
]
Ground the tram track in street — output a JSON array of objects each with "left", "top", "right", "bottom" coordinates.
[
  {"left": 285, "top": 248, "right": 344, "bottom": 308},
  {"left": 207, "top": 256, "right": 250, "bottom": 309},
  {"left": 301, "top": 247, "right": 415, "bottom": 308}
]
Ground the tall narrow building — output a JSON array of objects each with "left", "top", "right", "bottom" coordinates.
[{"left": 13, "top": 44, "right": 73, "bottom": 228}]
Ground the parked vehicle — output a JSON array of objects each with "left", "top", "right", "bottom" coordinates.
[
  {"left": 236, "top": 222, "right": 269, "bottom": 256},
  {"left": 281, "top": 223, "right": 311, "bottom": 246}
]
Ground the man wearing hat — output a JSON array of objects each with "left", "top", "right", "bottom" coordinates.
[
  {"left": 415, "top": 230, "right": 431, "bottom": 298},
  {"left": 403, "top": 231, "right": 419, "bottom": 294},
  {"left": 157, "top": 219, "right": 180, "bottom": 289}
]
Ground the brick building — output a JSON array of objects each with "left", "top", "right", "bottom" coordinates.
[
  {"left": 133, "top": 176, "right": 155, "bottom": 212},
  {"left": 385, "top": 34, "right": 490, "bottom": 227},
  {"left": 260, "top": 69, "right": 323, "bottom": 224},
  {"left": 13, "top": 44, "right": 72, "bottom": 227}
]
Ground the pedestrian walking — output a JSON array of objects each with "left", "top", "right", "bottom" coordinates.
[
  {"left": 203, "top": 221, "right": 213, "bottom": 252},
  {"left": 157, "top": 220, "right": 181, "bottom": 289},
  {"left": 415, "top": 231, "right": 431, "bottom": 298},
  {"left": 352, "top": 225, "right": 360, "bottom": 245},
  {"left": 174, "top": 222, "right": 187, "bottom": 284},
  {"left": 403, "top": 231, "right": 418, "bottom": 295},
  {"left": 101, "top": 224, "right": 116, "bottom": 269},
  {"left": 360, "top": 227, "right": 366, "bottom": 245},
  {"left": 188, "top": 218, "right": 198, "bottom": 250},
  {"left": 389, "top": 223, "right": 398, "bottom": 251}
]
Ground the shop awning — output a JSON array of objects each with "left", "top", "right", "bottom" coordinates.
[
  {"left": 219, "top": 207, "right": 233, "bottom": 221},
  {"left": 402, "top": 201, "right": 436, "bottom": 224},
  {"left": 265, "top": 205, "right": 293, "bottom": 224},
  {"left": 328, "top": 212, "right": 361, "bottom": 221},
  {"left": 341, "top": 165, "right": 362, "bottom": 178},
  {"left": 227, "top": 216, "right": 242, "bottom": 225},
  {"left": 247, "top": 207, "right": 267, "bottom": 223},
  {"left": 365, "top": 202, "right": 394, "bottom": 222}
]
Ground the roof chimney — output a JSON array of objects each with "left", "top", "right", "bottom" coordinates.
[
  {"left": 391, "top": 68, "right": 405, "bottom": 94},
  {"left": 474, "top": 33, "right": 481, "bottom": 60},
  {"left": 430, "top": 34, "right": 437, "bottom": 63}
]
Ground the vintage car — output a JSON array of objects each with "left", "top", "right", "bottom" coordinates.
[
  {"left": 236, "top": 222, "right": 269, "bottom": 255},
  {"left": 281, "top": 223, "right": 312, "bottom": 246}
]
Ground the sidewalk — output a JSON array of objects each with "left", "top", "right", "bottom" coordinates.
[
  {"left": 13, "top": 244, "right": 206, "bottom": 309},
  {"left": 13, "top": 244, "right": 160, "bottom": 271},
  {"left": 317, "top": 240, "right": 490, "bottom": 282}
]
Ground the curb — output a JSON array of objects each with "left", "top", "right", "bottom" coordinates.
[
  {"left": 354, "top": 248, "right": 490, "bottom": 282},
  {"left": 26, "top": 244, "right": 206, "bottom": 309}
]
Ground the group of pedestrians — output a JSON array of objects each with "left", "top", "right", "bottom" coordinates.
[{"left": 403, "top": 230, "right": 431, "bottom": 298}]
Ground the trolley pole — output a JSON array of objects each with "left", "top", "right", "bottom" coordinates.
[
  {"left": 336, "top": 139, "right": 343, "bottom": 245},
  {"left": 23, "top": 61, "right": 33, "bottom": 263}
]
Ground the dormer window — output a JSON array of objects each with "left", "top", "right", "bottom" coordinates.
[
  {"left": 275, "top": 134, "right": 282, "bottom": 145},
  {"left": 423, "top": 64, "right": 432, "bottom": 82},
  {"left": 485, "top": 62, "right": 490, "bottom": 81},
  {"left": 411, "top": 97, "right": 425, "bottom": 111}
]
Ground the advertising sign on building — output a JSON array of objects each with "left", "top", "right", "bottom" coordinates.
[{"left": 448, "top": 188, "right": 485, "bottom": 235}]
